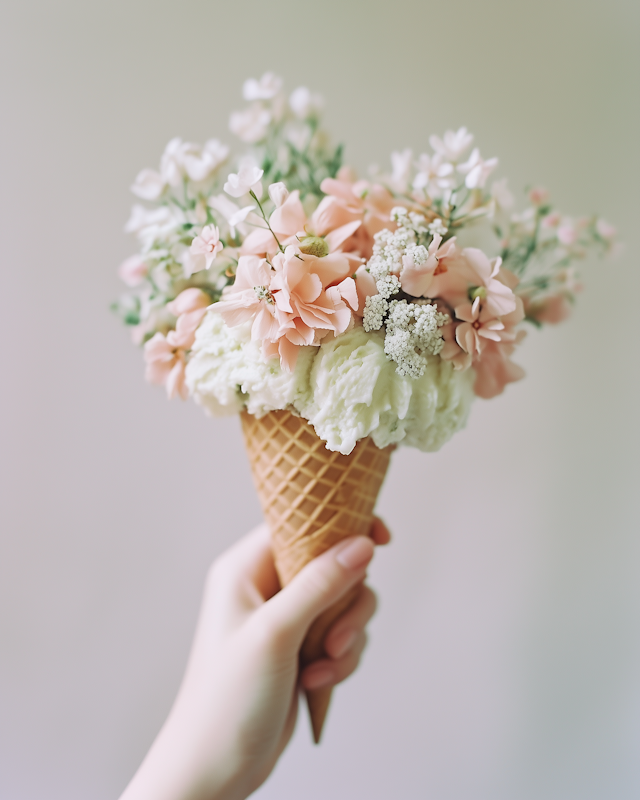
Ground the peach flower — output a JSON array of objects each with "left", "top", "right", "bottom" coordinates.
[
  {"left": 189, "top": 225, "right": 223, "bottom": 272},
  {"left": 400, "top": 235, "right": 458, "bottom": 298},
  {"left": 265, "top": 246, "right": 356, "bottom": 370},
  {"left": 166, "top": 288, "right": 211, "bottom": 349},
  {"left": 472, "top": 335, "right": 526, "bottom": 399},
  {"left": 214, "top": 256, "right": 280, "bottom": 342},
  {"left": 118, "top": 255, "right": 148, "bottom": 287},
  {"left": 454, "top": 297, "right": 506, "bottom": 355},
  {"left": 143, "top": 288, "right": 211, "bottom": 399}
]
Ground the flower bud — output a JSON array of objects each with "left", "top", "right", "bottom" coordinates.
[{"left": 299, "top": 236, "right": 329, "bottom": 258}]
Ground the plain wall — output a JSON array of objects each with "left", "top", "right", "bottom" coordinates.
[{"left": 1, "top": 1, "right": 638, "bottom": 798}]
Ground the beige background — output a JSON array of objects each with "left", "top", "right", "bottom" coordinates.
[{"left": 1, "top": 1, "right": 638, "bottom": 798}]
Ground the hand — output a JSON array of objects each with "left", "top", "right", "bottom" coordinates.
[{"left": 120, "top": 517, "right": 391, "bottom": 800}]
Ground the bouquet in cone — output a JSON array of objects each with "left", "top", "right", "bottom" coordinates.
[{"left": 114, "top": 73, "right": 616, "bottom": 741}]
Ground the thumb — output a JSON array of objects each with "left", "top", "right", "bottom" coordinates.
[{"left": 260, "top": 536, "right": 374, "bottom": 651}]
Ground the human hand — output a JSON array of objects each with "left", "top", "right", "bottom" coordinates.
[{"left": 120, "top": 517, "right": 390, "bottom": 800}]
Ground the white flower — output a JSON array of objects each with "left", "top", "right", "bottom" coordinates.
[
  {"left": 159, "top": 137, "right": 188, "bottom": 187},
  {"left": 458, "top": 148, "right": 498, "bottom": 189},
  {"left": 363, "top": 295, "right": 388, "bottom": 332},
  {"left": 429, "top": 127, "right": 474, "bottom": 161},
  {"left": 383, "top": 300, "right": 448, "bottom": 378},
  {"left": 124, "top": 204, "right": 183, "bottom": 251},
  {"left": 289, "top": 86, "right": 324, "bottom": 119},
  {"left": 229, "top": 104, "right": 272, "bottom": 144},
  {"left": 224, "top": 165, "right": 264, "bottom": 199},
  {"left": 227, "top": 205, "right": 256, "bottom": 236},
  {"left": 268, "top": 182, "right": 289, "bottom": 207},
  {"left": 243, "top": 72, "right": 283, "bottom": 101},
  {"left": 131, "top": 168, "right": 165, "bottom": 200},
  {"left": 182, "top": 139, "right": 229, "bottom": 182},
  {"left": 389, "top": 148, "right": 413, "bottom": 192},
  {"left": 189, "top": 225, "right": 223, "bottom": 273},
  {"left": 285, "top": 122, "right": 311, "bottom": 152},
  {"left": 428, "top": 219, "right": 448, "bottom": 237},
  {"left": 412, "top": 153, "right": 455, "bottom": 195},
  {"left": 490, "top": 178, "right": 514, "bottom": 213},
  {"left": 209, "top": 195, "right": 257, "bottom": 237},
  {"left": 152, "top": 137, "right": 230, "bottom": 187}
]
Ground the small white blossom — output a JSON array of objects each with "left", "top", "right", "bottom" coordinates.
[
  {"left": 490, "top": 178, "right": 514, "bottom": 216},
  {"left": 429, "top": 127, "right": 474, "bottom": 161},
  {"left": 458, "top": 148, "right": 498, "bottom": 189},
  {"left": 363, "top": 295, "right": 389, "bottom": 332},
  {"left": 131, "top": 169, "right": 165, "bottom": 201},
  {"left": 229, "top": 104, "right": 272, "bottom": 144},
  {"left": 428, "top": 219, "right": 448, "bottom": 237},
  {"left": 405, "top": 244, "right": 429, "bottom": 266},
  {"left": 285, "top": 122, "right": 311, "bottom": 152},
  {"left": 413, "top": 153, "right": 455, "bottom": 196},
  {"left": 243, "top": 72, "right": 283, "bottom": 101},
  {"left": 289, "top": 86, "right": 324, "bottom": 119},
  {"left": 391, "top": 207, "right": 410, "bottom": 224},
  {"left": 268, "top": 182, "right": 289, "bottom": 207},
  {"left": 383, "top": 300, "right": 449, "bottom": 378},
  {"left": 224, "top": 166, "right": 264, "bottom": 199},
  {"left": 182, "top": 139, "right": 229, "bottom": 182},
  {"left": 389, "top": 149, "right": 413, "bottom": 193},
  {"left": 376, "top": 274, "right": 401, "bottom": 299}
]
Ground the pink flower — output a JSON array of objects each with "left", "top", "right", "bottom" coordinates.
[
  {"left": 316, "top": 173, "right": 398, "bottom": 258},
  {"left": 529, "top": 187, "right": 549, "bottom": 206},
  {"left": 144, "top": 333, "right": 188, "bottom": 400},
  {"left": 524, "top": 293, "right": 573, "bottom": 325},
  {"left": 458, "top": 248, "right": 518, "bottom": 317},
  {"left": 472, "top": 338, "right": 526, "bottom": 399},
  {"left": 189, "top": 225, "right": 223, "bottom": 272},
  {"left": 214, "top": 256, "right": 280, "bottom": 342},
  {"left": 240, "top": 189, "right": 307, "bottom": 256},
  {"left": 399, "top": 235, "right": 458, "bottom": 298},
  {"left": 454, "top": 297, "right": 506, "bottom": 355},
  {"left": 166, "top": 288, "right": 210, "bottom": 349},
  {"left": 557, "top": 222, "right": 577, "bottom": 246},
  {"left": 266, "top": 246, "right": 356, "bottom": 370},
  {"left": 467, "top": 295, "right": 526, "bottom": 398},
  {"left": 439, "top": 314, "right": 472, "bottom": 372},
  {"left": 595, "top": 218, "right": 616, "bottom": 240},
  {"left": 118, "top": 255, "right": 148, "bottom": 287}
]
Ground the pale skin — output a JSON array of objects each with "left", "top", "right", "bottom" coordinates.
[{"left": 120, "top": 518, "right": 391, "bottom": 800}]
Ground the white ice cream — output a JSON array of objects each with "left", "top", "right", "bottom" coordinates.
[
  {"left": 185, "top": 311, "right": 314, "bottom": 417},
  {"left": 186, "top": 314, "right": 475, "bottom": 454}
]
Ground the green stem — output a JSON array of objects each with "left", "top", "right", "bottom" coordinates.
[{"left": 250, "top": 190, "right": 284, "bottom": 253}]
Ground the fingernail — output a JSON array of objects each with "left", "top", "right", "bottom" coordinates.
[
  {"left": 303, "top": 666, "right": 334, "bottom": 690},
  {"left": 328, "top": 628, "right": 357, "bottom": 659},
  {"left": 336, "top": 537, "right": 374, "bottom": 570}
]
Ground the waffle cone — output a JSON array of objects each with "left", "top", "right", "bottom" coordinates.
[{"left": 240, "top": 410, "right": 392, "bottom": 743}]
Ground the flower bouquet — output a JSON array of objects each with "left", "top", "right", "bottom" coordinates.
[{"left": 114, "top": 73, "right": 616, "bottom": 741}]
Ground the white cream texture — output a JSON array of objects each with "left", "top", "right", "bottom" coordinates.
[{"left": 186, "top": 311, "right": 475, "bottom": 455}]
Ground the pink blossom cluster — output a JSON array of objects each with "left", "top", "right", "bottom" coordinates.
[
  {"left": 116, "top": 73, "right": 617, "bottom": 411},
  {"left": 211, "top": 173, "right": 397, "bottom": 370}
]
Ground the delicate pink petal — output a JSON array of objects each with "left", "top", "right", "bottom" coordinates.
[
  {"left": 239, "top": 227, "right": 277, "bottom": 255},
  {"left": 167, "top": 288, "right": 209, "bottom": 316},
  {"left": 335, "top": 277, "right": 359, "bottom": 311},
  {"left": 277, "top": 337, "right": 300, "bottom": 372},
  {"left": 324, "top": 220, "right": 362, "bottom": 252},
  {"left": 354, "top": 266, "right": 378, "bottom": 316},
  {"left": 269, "top": 190, "right": 306, "bottom": 236}
]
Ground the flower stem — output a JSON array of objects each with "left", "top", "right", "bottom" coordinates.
[{"left": 250, "top": 190, "right": 284, "bottom": 253}]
